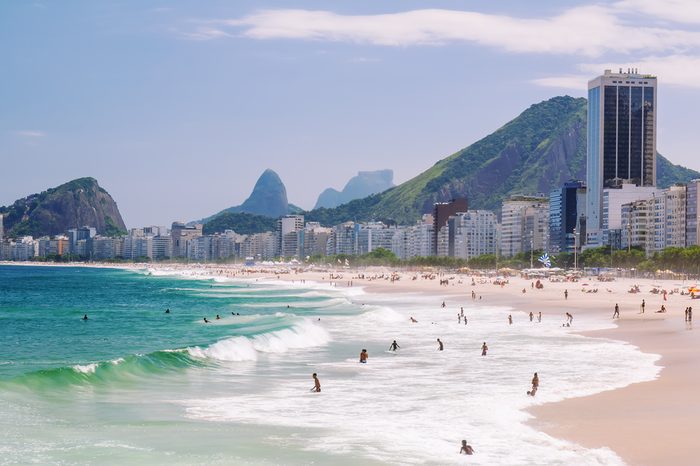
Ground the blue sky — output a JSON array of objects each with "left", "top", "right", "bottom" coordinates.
[{"left": 3, "top": 0, "right": 700, "bottom": 227}]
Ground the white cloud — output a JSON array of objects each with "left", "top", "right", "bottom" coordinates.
[
  {"left": 211, "top": 7, "right": 700, "bottom": 57},
  {"left": 531, "top": 75, "right": 591, "bottom": 91},
  {"left": 16, "top": 130, "right": 45, "bottom": 138},
  {"left": 615, "top": 0, "right": 700, "bottom": 24}
]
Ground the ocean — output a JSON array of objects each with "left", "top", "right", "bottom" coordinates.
[{"left": 0, "top": 265, "right": 660, "bottom": 465}]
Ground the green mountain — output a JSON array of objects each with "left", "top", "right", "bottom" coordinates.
[
  {"left": 314, "top": 169, "right": 395, "bottom": 209},
  {"left": 202, "top": 212, "right": 277, "bottom": 235},
  {"left": 0, "top": 177, "right": 127, "bottom": 238},
  {"left": 305, "top": 96, "right": 700, "bottom": 225}
]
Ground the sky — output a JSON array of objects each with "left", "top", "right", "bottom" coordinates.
[{"left": 2, "top": 0, "right": 700, "bottom": 228}]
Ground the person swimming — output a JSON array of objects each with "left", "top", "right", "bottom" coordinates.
[
  {"left": 460, "top": 440, "right": 474, "bottom": 455},
  {"left": 216, "top": 314, "right": 221, "bottom": 320},
  {"left": 165, "top": 308, "right": 170, "bottom": 314},
  {"left": 203, "top": 317, "right": 210, "bottom": 323},
  {"left": 359, "top": 349, "right": 368, "bottom": 363},
  {"left": 82, "top": 314, "right": 88, "bottom": 320},
  {"left": 410, "top": 317, "right": 418, "bottom": 323}
]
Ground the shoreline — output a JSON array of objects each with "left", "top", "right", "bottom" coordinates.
[{"left": 3, "top": 261, "right": 696, "bottom": 464}]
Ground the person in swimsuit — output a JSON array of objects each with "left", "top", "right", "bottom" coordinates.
[
  {"left": 528, "top": 372, "right": 539, "bottom": 396},
  {"left": 481, "top": 342, "right": 488, "bottom": 356},
  {"left": 359, "top": 349, "right": 368, "bottom": 363},
  {"left": 82, "top": 314, "right": 88, "bottom": 320},
  {"left": 203, "top": 317, "right": 210, "bottom": 323},
  {"left": 460, "top": 440, "right": 474, "bottom": 455},
  {"left": 389, "top": 340, "right": 400, "bottom": 351},
  {"left": 508, "top": 315, "right": 513, "bottom": 325},
  {"left": 437, "top": 338, "right": 444, "bottom": 351},
  {"left": 311, "top": 373, "right": 321, "bottom": 392}
]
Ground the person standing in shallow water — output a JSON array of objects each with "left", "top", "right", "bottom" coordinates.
[
  {"left": 437, "top": 338, "right": 444, "bottom": 351},
  {"left": 460, "top": 440, "right": 474, "bottom": 455},
  {"left": 481, "top": 342, "right": 488, "bottom": 356},
  {"left": 528, "top": 372, "right": 539, "bottom": 396},
  {"left": 359, "top": 349, "right": 368, "bottom": 363},
  {"left": 389, "top": 340, "right": 400, "bottom": 351},
  {"left": 613, "top": 303, "right": 620, "bottom": 319},
  {"left": 529, "top": 312, "right": 534, "bottom": 322},
  {"left": 508, "top": 315, "right": 513, "bottom": 325},
  {"left": 311, "top": 373, "right": 321, "bottom": 392}
]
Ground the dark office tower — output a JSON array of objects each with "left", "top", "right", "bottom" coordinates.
[
  {"left": 432, "top": 198, "right": 468, "bottom": 256},
  {"left": 549, "top": 181, "right": 586, "bottom": 253},
  {"left": 586, "top": 69, "right": 657, "bottom": 240}
]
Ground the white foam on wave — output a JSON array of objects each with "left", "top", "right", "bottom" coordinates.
[
  {"left": 184, "top": 293, "right": 660, "bottom": 465},
  {"left": 72, "top": 363, "right": 98, "bottom": 374},
  {"left": 187, "top": 319, "right": 331, "bottom": 362}
]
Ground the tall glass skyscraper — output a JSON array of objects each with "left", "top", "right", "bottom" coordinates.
[{"left": 586, "top": 69, "right": 657, "bottom": 241}]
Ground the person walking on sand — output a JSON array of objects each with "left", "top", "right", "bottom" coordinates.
[
  {"left": 508, "top": 314, "right": 513, "bottom": 325},
  {"left": 481, "top": 342, "right": 488, "bottom": 356},
  {"left": 641, "top": 299, "right": 646, "bottom": 314},
  {"left": 613, "top": 303, "right": 620, "bottom": 319},
  {"left": 529, "top": 312, "right": 534, "bottom": 322},
  {"left": 311, "top": 373, "right": 321, "bottom": 392},
  {"left": 564, "top": 289, "right": 568, "bottom": 300},
  {"left": 437, "top": 338, "right": 444, "bottom": 351},
  {"left": 689, "top": 307, "right": 693, "bottom": 322},
  {"left": 389, "top": 340, "right": 400, "bottom": 351},
  {"left": 460, "top": 440, "right": 474, "bottom": 455},
  {"left": 359, "top": 349, "right": 368, "bottom": 363}
]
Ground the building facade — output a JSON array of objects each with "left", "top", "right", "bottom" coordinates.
[{"left": 587, "top": 69, "right": 657, "bottom": 243}]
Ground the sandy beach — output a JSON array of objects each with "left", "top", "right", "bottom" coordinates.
[
  {"left": 230, "top": 264, "right": 699, "bottom": 465},
  {"left": 5, "top": 260, "right": 697, "bottom": 464}
]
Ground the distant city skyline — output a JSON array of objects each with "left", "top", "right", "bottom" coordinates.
[{"left": 3, "top": 0, "right": 700, "bottom": 227}]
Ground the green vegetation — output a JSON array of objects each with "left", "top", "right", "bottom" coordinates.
[
  {"left": 0, "top": 177, "right": 126, "bottom": 238},
  {"left": 203, "top": 212, "right": 277, "bottom": 235},
  {"left": 104, "top": 216, "right": 127, "bottom": 237}
]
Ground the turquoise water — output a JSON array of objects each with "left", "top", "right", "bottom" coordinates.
[
  {"left": 0, "top": 265, "right": 660, "bottom": 465},
  {"left": 0, "top": 265, "right": 375, "bottom": 465}
]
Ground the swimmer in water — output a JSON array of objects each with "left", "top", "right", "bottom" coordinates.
[
  {"left": 203, "top": 317, "right": 210, "bottom": 323},
  {"left": 410, "top": 317, "right": 418, "bottom": 323},
  {"left": 82, "top": 314, "right": 88, "bottom": 320},
  {"left": 460, "top": 440, "right": 474, "bottom": 455},
  {"left": 165, "top": 308, "right": 170, "bottom": 314},
  {"left": 389, "top": 340, "right": 400, "bottom": 351},
  {"left": 359, "top": 349, "right": 368, "bottom": 363},
  {"left": 216, "top": 314, "right": 221, "bottom": 320}
]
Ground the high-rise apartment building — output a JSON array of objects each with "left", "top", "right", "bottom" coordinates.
[{"left": 586, "top": 69, "right": 657, "bottom": 243}]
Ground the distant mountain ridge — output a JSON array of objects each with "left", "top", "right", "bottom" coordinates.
[
  {"left": 0, "top": 177, "right": 127, "bottom": 238},
  {"left": 303, "top": 96, "right": 700, "bottom": 226},
  {"left": 314, "top": 169, "right": 395, "bottom": 209}
]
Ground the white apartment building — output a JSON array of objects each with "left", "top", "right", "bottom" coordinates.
[
  {"left": 500, "top": 196, "right": 549, "bottom": 257},
  {"left": 448, "top": 210, "right": 499, "bottom": 260}
]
